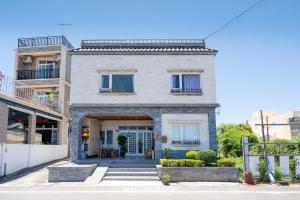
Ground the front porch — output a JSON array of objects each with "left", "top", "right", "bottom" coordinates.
[{"left": 79, "top": 113, "right": 157, "bottom": 161}]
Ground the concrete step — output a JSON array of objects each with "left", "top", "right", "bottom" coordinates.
[
  {"left": 109, "top": 164, "right": 156, "bottom": 168},
  {"left": 106, "top": 171, "right": 157, "bottom": 176},
  {"left": 103, "top": 176, "right": 160, "bottom": 181},
  {"left": 108, "top": 168, "right": 157, "bottom": 172},
  {"left": 111, "top": 159, "right": 155, "bottom": 164}
]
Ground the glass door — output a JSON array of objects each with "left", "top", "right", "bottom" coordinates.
[{"left": 127, "top": 132, "right": 137, "bottom": 155}]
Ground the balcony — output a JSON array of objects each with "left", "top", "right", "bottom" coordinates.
[
  {"left": 170, "top": 88, "right": 202, "bottom": 94},
  {"left": 18, "top": 35, "right": 73, "bottom": 49},
  {"left": 17, "top": 69, "right": 60, "bottom": 80}
]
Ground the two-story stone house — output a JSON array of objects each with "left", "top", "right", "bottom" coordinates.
[{"left": 69, "top": 39, "right": 219, "bottom": 162}]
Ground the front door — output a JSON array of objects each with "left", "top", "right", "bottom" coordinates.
[
  {"left": 127, "top": 131, "right": 144, "bottom": 155},
  {"left": 120, "top": 126, "right": 153, "bottom": 156}
]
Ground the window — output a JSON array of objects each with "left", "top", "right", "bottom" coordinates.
[
  {"left": 37, "top": 60, "right": 54, "bottom": 79},
  {"left": 171, "top": 74, "right": 201, "bottom": 94},
  {"left": 100, "top": 130, "right": 113, "bottom": 146},
  {"left": 100, "top": 74, "right": 134, "bottom": 93},
  {"left": 171, "top": 124, "right": 200, "bottom": 145}
]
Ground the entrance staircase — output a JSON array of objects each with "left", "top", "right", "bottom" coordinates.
[{"left": 102, "top": 160, "right": 160, "bottom": 182}]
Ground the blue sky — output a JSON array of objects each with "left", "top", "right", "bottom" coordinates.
[{"left": 0, "top": 0, "right": 299, "bottom": 124}]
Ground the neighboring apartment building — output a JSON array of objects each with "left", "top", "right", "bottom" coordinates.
[
  {"left": 249, "top": 111, "right": 300, "bottom": 139},
  {"left": 0, "top": 35, "right": 72, "bottom": 145},
  {"left": 69, "top": 39, "right": 219, "bottom": 161}
]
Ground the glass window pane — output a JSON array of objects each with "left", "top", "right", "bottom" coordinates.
[
  {"left": 101, "top": 75, "right": 110, "bottom": 88},
  {"left": 172, "top": 125, "right": 181, "bottom": 139},
  {"left": 112, "top": 75, "right": 133, "bottom": 92},
  {"left": 106, "top": 130, "right": 113, "bottom": 145},
  {"left": 100, "top": 130, "right": 105, "bottom": 145},
  {"left": 182, "top": 74, "right": 200, "bottom": 92},
  {"left": 183, "top": 124, "right": 199, "bottom": 140},
  {"left": 172, "top": 75, "right": 180, "bottom": 88}
]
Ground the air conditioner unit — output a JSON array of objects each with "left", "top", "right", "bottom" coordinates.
[
  {"left": 53, "top": 54, "right": 61, "bottom": 62},
  {"left": 22, "top": 55, "right": 33, "bottom": 64}
]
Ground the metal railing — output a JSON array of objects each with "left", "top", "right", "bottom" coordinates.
[
  {"left": 81, "top": 39, "right": 205, "bottom": 48},
  {"left": 171, "top": 88, "right": 202, "bottom": 94},
  {"left": 0, "top": 74, "right": 60, "bottom": 112},
  {"left": 171, "top": 139, "right": 201, "bottom": 145},
  {"left": 18, "top": 35, "right": 73, "bottom": 49},
  {"left": 17, "top": 68, "right": 60, "bottom": 80},
  {"left": 99, "top": 88, "right": 134, "bottom": 93}
]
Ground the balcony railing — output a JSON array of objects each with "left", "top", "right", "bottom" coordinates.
[
  {"left": 171, "top": 139, "right": 201, "bottom": 145},
  {"left": 18, "top": 35, "right": 73, "bottom": 49},
  {"left": 171, "top": 88, "right": 202, "bottom": 94},
  {"left": 99, "top": 88, "right": 134, "bottom": 93},
  {"left": 0, "top": 74, "right": 60, "bottom": 112},
  {"left": 17, "top": 69, "right": 60, "bottom": 80}
]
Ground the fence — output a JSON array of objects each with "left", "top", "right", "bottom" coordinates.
[
  {"left": 0, "top": 143, "right": 68, "bottom": 177},
  {"left": 242, "top": 137, "right": 300, "bottom": 177}
]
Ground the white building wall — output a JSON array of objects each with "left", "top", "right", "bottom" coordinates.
[
  {"left": 0, "top": 143, "right": 67, "bottom": 176},
  {"left": 161, "top": 113, "right": 210, "bottom": 150},
  {"left": 70, "top": 55, "right": 217, "bottom": 105}
]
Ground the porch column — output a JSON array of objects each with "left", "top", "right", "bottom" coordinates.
[
  {"left": 70, "top": 111, "right": 83, "bottom": 161},
  {"left": 0, "top": 102, "right": 8, "bottom": 143},
  {"left": 27, "top": 113, "right": 36, "bottom": 144},
  {"left": 56, "top": 120, "right": 62, "bottom": 144},
  {"left": 152, "top": 113, "right": 162, "bottom": 163},
  {"left": 208, "top": 108, "right": 218, "bottom": 151}
]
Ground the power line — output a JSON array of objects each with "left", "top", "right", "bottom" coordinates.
[{"left": 203, "top": 0, "right": 271, "bottom": 40}]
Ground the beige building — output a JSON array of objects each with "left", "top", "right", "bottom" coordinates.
[
  {"left": 69, "top": 39, "right": 219, "bottom": 161},
  {"left": 0, "top": 35, "right": 72, "bottom": 145},
  {"left": 249, "top": 111, "right": 300, "bottom": 139}
]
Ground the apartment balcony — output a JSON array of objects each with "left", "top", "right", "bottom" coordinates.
[
  {"left": 18, "top": 35, "right": 73, "bottom": 49},
  {"left": 17, "top": 69, "right": 60, "bottom": 80}
]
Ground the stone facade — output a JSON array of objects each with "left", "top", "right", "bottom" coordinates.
[
  {"left": 70, "top": 105, "right": 217, "bottom": 162},
  {"left": 156, "top": 165, "right": 240, "bottom": 182},
  {"left": 0, "top": 102, "right": 9, "bottom": 142}
]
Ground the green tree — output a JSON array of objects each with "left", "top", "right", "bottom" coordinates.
[{"left": 217, "top": 123, "right": 258, "bottom": 157}]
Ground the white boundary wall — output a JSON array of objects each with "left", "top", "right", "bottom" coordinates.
[{"left": 0, "top": 143, "right": 68, "bottom": 176}]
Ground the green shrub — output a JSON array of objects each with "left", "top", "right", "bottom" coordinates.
[
  {"left": 197, "top": 150, "right": 217, "bottom": 164},
  {"left": 160, "top": 159, "right": 204, "bottom": 167},
  {"left": 161, "top": 173, "right": 171, "bottom": 185},
  {"left": 162, "top": 148, "right": 172, "bottom": 159},
  {"left": 186, "top": 151, "right": 198, "bottom": 160},
  {"left": 274, "top": 165, "right": 282, "bottom": 181},
  {"left": 258, "top": 157, "right": 269, "bottom": 183},
  {"left": 217, "top": 157, "right": 236, "bottom": 167},
  {"left": 289, "top": 157, "right": 298, "bottom": 183}
]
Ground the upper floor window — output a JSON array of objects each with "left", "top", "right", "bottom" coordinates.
[
  {"left": 171, "top": 74, "right": 201, "bottom": 94},
  {"left": 100, "top": 74, "right": 134, "bottom": 93},
  {"left": 37, "top": 60, "right": 55, "bottom": 79}
]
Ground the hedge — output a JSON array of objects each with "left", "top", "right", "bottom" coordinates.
[
  {"left": 160, "top": 159, "right": 205, "bottom": 167},
  {"left": 217, "top": 157, "right": 236, "bottom": 167}
]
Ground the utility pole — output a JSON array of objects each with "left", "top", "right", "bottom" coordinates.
[
  {"left": 260, "top": 110, "right": 269, "bottom": 181},
  {"left": 266, "top": 116, "right": 270, "bottom": 140}
]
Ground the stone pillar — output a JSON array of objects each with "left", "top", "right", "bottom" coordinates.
[
  {"left": 27, "top": 114, "right": 36, "bottom": 144},
  {"left": 0, "top": 102, "right": 8, "bottom": 143},
  {"left": 56, "top": 120, "right": 62, "bottom": 145},
  {"left": 70, "top": 112, "right": 83, "bottom": 161},
  {"left": 208, "top": 108, "right": 218, "bottom": 151},
  {"left": 242, "top": 137, "right": 250, "bottom": 172},
  {"left": 152, "top": 113, "right": 162, "bottom": 163}
]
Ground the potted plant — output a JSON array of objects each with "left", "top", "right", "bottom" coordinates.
[{"left": 117, "top": 135, "right": 127, "bottom": 157}]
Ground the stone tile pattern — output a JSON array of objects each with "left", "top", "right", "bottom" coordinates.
[{"left": 70, "top": 106, "right": 217, "bottom": 162}]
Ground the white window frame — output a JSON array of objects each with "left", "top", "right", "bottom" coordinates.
[
  {"left": 36, "top": 59, "right": 55, "bottom": 70},
  {"left": 171, "top": 123, "right": 201, "bottom": 145},
  {"left": 99, "top": 74, "right": 134, "bottom": 93},
  {"left": 170, "top": 73, "right": 202, "bottom": 92},
  {"left": 100, "top": 130, "right": 113, "bottom": 146}
]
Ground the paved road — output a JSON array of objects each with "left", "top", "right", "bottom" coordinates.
[{"left": 0, "top": 190, "right": 300, "bottom": 200}]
